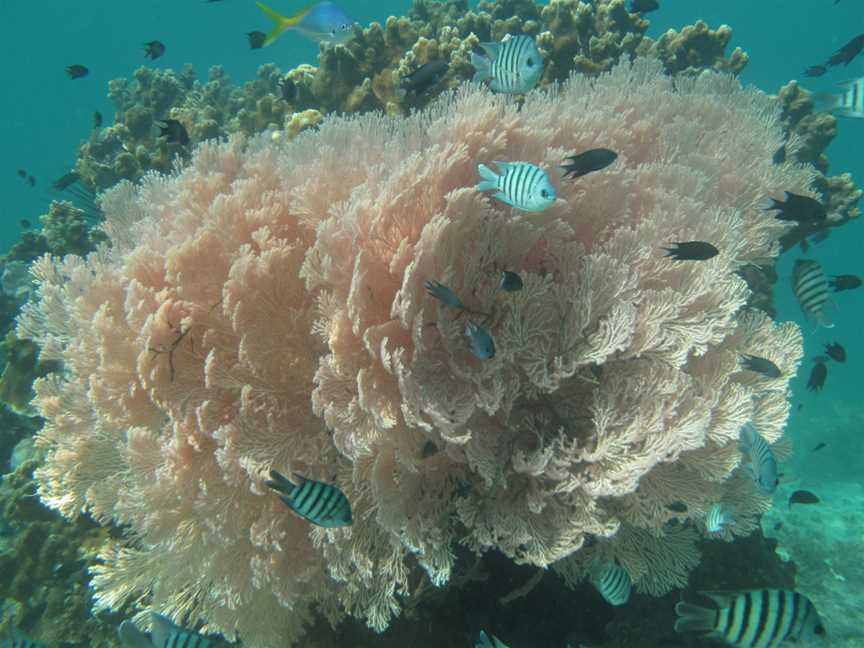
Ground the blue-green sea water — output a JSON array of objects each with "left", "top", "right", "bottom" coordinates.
[{"left": 1, "top": 1, "right": 862, "bottom": 646}]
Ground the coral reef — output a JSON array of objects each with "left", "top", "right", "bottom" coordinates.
[{"left": 18, "top": 58, "right": 813, "bottom": 646}]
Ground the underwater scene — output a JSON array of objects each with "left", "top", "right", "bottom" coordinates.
[{"left": 0, "top": 0, "right": 862, "bottom": 646}]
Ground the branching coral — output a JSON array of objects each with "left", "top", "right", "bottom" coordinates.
[{"left": 19, "top": 59, "right": 811, "bottom": 645}]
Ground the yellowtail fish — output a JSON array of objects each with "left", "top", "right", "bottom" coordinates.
[
  {"left": 477, "top": 161, "right": 556, "bottom": 212},
  {"left": 591, "top": 561, "right": 631, "bottom": 606},
  {"left": 265, "top": 469, "right": 352, "bottom": 527},
  {"left": 675, "top": 590, "right": 827, "bottom": 647},
  {"left": 255, "top": 1, "right": 355, "bottom": 46},
  {"left": 816, "top": 76, "right": 864, "bottom": 118},
  {"left": 471, "top": 34, "right": 543, "bottom": 94},
  {"left": 118, "top": 612, "right": 215, "bottom": 648}
]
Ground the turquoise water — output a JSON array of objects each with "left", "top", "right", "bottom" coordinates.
[{"left": 1, "top": 1, "right": 863, "bottom": 646}]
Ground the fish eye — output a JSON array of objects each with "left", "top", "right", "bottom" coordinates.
[
  {"left": 526, "top": 57, "right": 534, "bottom": 67},
  {"left": 541, "top": 189, "right": 549, "bottom": 198}
]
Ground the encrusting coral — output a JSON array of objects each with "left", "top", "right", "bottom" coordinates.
[{"left": 17, "top": 57, "right": 813, "bottom": 645}]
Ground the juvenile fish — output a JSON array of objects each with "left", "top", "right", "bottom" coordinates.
[
  {"left": 807, "top": 359, "right": 827, "bottom": 392},
  {"left": 591, "top": 561, "right": 631, "bottom": 606},
  {"left": 705, "top": 503, "right": 734, "bottom": 533},
  {"left": 829, "top": 274, "right": 861, "bottom": 291},
  {"left": 824, "top": 341, "right": 845, "bottom": 362},
  {"left": 143, "top": 40, "right": 166, "bottom": 60},
  {"left": 265, "top": 469, "right": 352, "bottom": 527},
  {"left": 466, "top": 321, "right": 495, "bottom": 360},
  {"left": 560, "top": 148, "right": 618, "bottom": 179},
  {"left": 739, "top": 354, "right": 781, "bottom": 378},
  {"left": 664, "top": 241, "right": 719, "bottom": 261},
  {"left": 738, "top": 423, "right": 778, "bottom": 496},
  {"left": 471, "top": 35, "right": 543, "bottom": 94},
  {"left": 816, "top": 76, "right": 864, "bottom": 118},
  {"left": 65, "top": 64, "right": 89, "bottom": 79},
  {"left": 401, "top": 60, "right": 449, "bottom": 93},
  {"left": 789, "top": 489, "right": 820, "bottom": 508},
  {"left": 762, "top": 191, "right": 826, "bottom": 222},
  {"left": 675, "top": 590, "right": 826, "bottom": 647},
  {"left": 792, "top": 259, "right": 832, "bottom": 327},
  {"left": 498, "top": 270, "right": 523, "bottom": 292},
  {"left": 477, "top": 161, "right": 556, "bottom": 212},
  {"left": 118, "top": 611, "right": 214, "bottom": 648},
  {"left": 256, "top": 1, "right": 355, "bottom": 46}
]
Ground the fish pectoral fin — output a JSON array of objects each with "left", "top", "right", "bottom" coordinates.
[{"left": 255, "top": 1, "right": 313, "bottom": 46}]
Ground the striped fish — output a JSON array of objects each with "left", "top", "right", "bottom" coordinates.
[
  {"left": 118, "top": 613, "right": 214, "bottom": 648},
  {"left": 706, "top": 503, "right": 734, "bottom": 534},
  {"left": 675, "top": 590, "right": 827, "bottom": 647},
  {"left": 471, "top": 34, "right": 543, "bottom": 94},
  {"left": 476, "top": 630, "right": 510, "bottom": 648},
  {"left": 592, "top": 561, "right": 631, "bottom": 606},
  {"left": 816, "top": 76, "right": 864, "bottom": 118},
  {"left": 791, "top": 259, "right": 833, "bottom": 328},
  {"left": 738, "top": 423, "right": 778, "bottom": 496},
  {"left": 477, "top": 161, "right": 556, "bottom": 212},
  {"left": 0, "top": 636, "right": 47, "bottom": 648},
  {"left": 265, "top": 469, "right": 352, "bottom": 528}
]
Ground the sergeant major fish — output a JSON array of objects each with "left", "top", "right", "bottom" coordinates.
[
  {"left": 265, "top": 469, "right": 353, "bottom": 528},
  {"left": 477, "top": 161, "right": 556, "bottom": 212},
  {"left": 118, "top": 611, "right": 214, "bottom": 648},
  {"left": 674, "top": 589, "right": 827, "bottom": 647},
  {"left": 591, "top": 561, "right": 631, "bottom": 606},
  {"left": 255, "top": 1, "right": 355, "bottom": 46},
  {"left": 815, "top": 76, "right": 864, "bottom": 118},
  {"left": 705, "top": 503, "right": 734, "bottom": 534},
  {"left": 792, "top": 259, "right": 833, "bottom": 327},
  {"left": 738, "top": 423, "right": 778, "bottom": 496},
  {"left": 471, "top": 34, "right": 543, "bottom": 94}
]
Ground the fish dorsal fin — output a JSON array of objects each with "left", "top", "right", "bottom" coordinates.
[
  {"left": 150, "top": 612, "right": 182, "bottom": 647},
  {"left": 493, "top": 161, "right": 514, "bottom": 173},
  {"left": 479, "top": 42, "right": 503, "bottom": 59},
  {"left": 699, "top": 591, "right": 737, "bottom": 609},
  {"left": 117, "top": 620, "right": 153, "bottom": 648}
]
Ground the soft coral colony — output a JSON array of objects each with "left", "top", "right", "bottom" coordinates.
[{"left": 17, "top": 36, "right": 813, "bottom": 648}]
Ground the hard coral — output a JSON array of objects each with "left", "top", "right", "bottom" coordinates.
[{"left": 20, "top": 59, "right": 811, "bottom": 645}]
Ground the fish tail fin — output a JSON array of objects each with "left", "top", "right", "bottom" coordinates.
[
  {"left": 256, "top": 1, "right": 308, "bottom": 47},
  {"left": 471, "top": 51, "right": 491, "bottom": 83},
  {"left": 264, "top": 468, "right": 296, "bottom": 496},
  {"left": 813, "top": 91, "right": 842, "bottom": 112},
  {"left": 757, "top": 196, "right": 782, "bottom": 212},
  {"left": 818, "top": 311, "right": 835, "bottom": 328},
  {"left": 477, "top": 164, "right": 498, "bottom": 191},
  {"left": 674, "top": 601, "right": 716, "bottom": 634}
]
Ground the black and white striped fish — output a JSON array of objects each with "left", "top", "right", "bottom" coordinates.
[
  {"left": 791, "top": 259, "right": 833, "bottom": 328},
  {"left": 477, "top": 161, "right": 556, "bottom": 212},
  {"left": 471, "top": 34, "right": 543, "bottom": 94},
  {"left": 675, "top": 590, "right": 827, "bottom": 648},
  {"left": 705, "top": 503, "right": 734, "bottom": 534},
  {"left": 0, "top": 635, "right": 47, "bottom": 648},
  {"left": 591, "top": 561, "right": 631, "bottom": 606},
  {"left": 118, "top": 612, "right": 214, "bottom": 648},
  {"left": 816, "top": 76, "right": 864, "bottom": 118},
  {"left": 738, "top": 423, "right": 778, "bottom": 496},
  {"left": 265, "top": 469, "right": 353, "bottom": 528}
]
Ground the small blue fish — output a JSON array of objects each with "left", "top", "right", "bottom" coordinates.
[
  {"left": 499, "top": 270, "right": 523, "bottom": 292},
  {"left": 256, "top": 1, "right": 355, "bottom": 46},
  {"left": 265, "top": 469, "right": 352, "bottom": 528},
  {"left": 592, "top": 561, "right": 631, "bottom": 606},
  {"left": 738, "top": 423, "right": 778, "bottom": 496},
  {"left": 425, "top": 279, "right": 466, "bottom": 309},
  {"left": 465, "top": 321, "right": 495, "bottom": 359},
  {"left": 471, "top": 35, "right": 543, "bottom": 94},
  {"left": 705, "top": 503, "right": 734, "bottom": 533},
  {"left": 477, "top": 161, "right": 556, "bottom": 212},
  {"left": 118, "top": 612, "right": 214, "bottom": 648}
]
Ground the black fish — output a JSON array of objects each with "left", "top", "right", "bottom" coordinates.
[
  {"left": 824, "top": 341, "right": 846, "bottom": 362},
  {"left": 279, "top": 77, "right": 296, "bottom": 102},
  {"left": 740, "top": 354, "right": 782, "bottom": 378},
  {"left": 400, "top": 60, "right": 449, "bottom": 93},
  {"left": 788, "top": 489, "right": 820, "bottom": 507},
  {"left": 19, "top": 219, "right": 31, "bottom": 229},
  {"left": 792, "top": 259, "right": 831, "bottom": 326},
  {"left": 666, "top": 501, "right": 687, "bottom": 513},
  {"left": 827, "top": 34, "right": 864, "bottom": 67},
  {"left": 803, "top": 64, "right": 827, "bottom": 77},
  {"left": 247, "top": 31, "right": 267, "bottom": 49},
  {"left": 144, "top": 40, "right": 166, "bottom": 60},
  {"left": 27, "top": 175, "right": 35, "bottom": 187},
  {"left": 773, "top": 521, "right": 783, "bottom": 531},
  {"left": 16, "top": 169, "right": 26, "bottom": 178},
  {"left": 499, "top": 270, "right": 523, "bottom": 292},
  {"left": 772, "top": 143, "right": 786, "bottom": 165},
  {"left": 420, "top": 441, "right": 438, "bottom": 459},
  {"left": 560, "top": 148, "right": 618, "bottom": 179},
  {"left": 807, "top": 359, "right": 827, "bottom": 391},
  {"left": 763, "top": 191, "right": 826, "bottom": 222},
  {"left": 157, "top": 119, "right": 190, "bottom": 146},
  {"left": 630, "top": 0, "right": 659, "bottom": 12},
  {"left": 53, "top": 171, "right": 80, "bottom": 191},
  {"left": 65, "top": 64, "right": 89, "bottom": 79},
  {"left": 829, "top": 274, "right": 861, "bottom": 291},
  {"left": 93, "top": 111, "right": 103, "bottom": 128},
  {"left": 811, "top": 442, "right": 827, "bottom": 452},
  {"left": 663, "top": 241, "right": 718, "bottom": 261}
]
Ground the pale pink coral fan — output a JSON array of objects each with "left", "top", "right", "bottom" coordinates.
[{"left": 18, "top": 59, "right": 810, "bottom": 644}]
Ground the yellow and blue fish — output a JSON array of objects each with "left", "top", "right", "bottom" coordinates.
[{"left": 255, "top": 1, "right": 355, "bottom": 46}]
